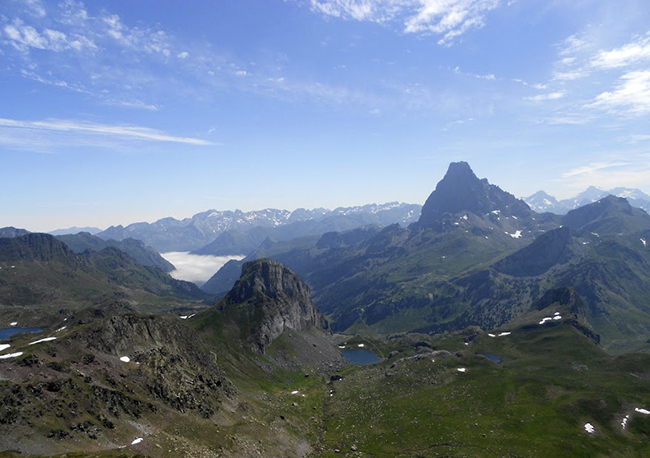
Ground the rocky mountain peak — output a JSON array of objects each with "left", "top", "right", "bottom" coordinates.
[
  {"left": 223, "top": 259, "right": 329, "bottom": 351},
  {"left": 418, "top": 161, "right": 530, "bottom": 226}
]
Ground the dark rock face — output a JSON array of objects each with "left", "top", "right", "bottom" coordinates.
[
  {"left": 223, "top": 259, "right": 329, "bottom": 350},
  {"left": 493, "top": 227, "right": 573, "bottom": 277},
  {"left": 532, "top": 286, "right": 585, "bottom": 314},
  {"left": 418, "top": 161, "right": 531, "bottom": 226},
  {"left": 532, "top": 287, "right": 600, "bottom": 344}
]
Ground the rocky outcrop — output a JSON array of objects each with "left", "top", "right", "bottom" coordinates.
[
  {"left": 532, "top": 287, "right": 600, "bottom": 344},
  {"left": 222, "top": 259, "right": 329, "bottom": 351}
]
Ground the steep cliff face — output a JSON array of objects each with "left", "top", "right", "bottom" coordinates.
[{"left": 223, "top": 259, "right": 329, "bottom": 351}]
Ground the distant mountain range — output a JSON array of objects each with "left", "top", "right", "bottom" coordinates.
[
  {"left": 96, "top": 203, "right": 422, "bottom": 253},
  {"left": 203, "top": 162, "right": 650, "bottom": 352},
  {"left": 525, "top": 186, "right": 650, "bottom": 214},
  {"left": 0, "top": 228, "right": 174, "bottom": 273},
  {"left": 48, "top": 226, "right": 102, "bottom": 236}
]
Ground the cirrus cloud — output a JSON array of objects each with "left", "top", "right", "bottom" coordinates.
[{"left": 307, "top": 0, "right": 503, "bottom": 45}]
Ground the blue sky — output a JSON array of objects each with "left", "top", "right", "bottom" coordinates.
[{"left": 1, "top": 0, "right": 650, "bottom": 232}]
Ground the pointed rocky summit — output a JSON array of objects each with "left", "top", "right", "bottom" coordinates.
[{"left": 418, "top": 161, "right": 531, "bottom": 226}]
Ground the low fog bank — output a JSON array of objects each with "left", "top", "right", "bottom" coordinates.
[{"left": 161, "top": 252, "right": 244, "bottom": 286}]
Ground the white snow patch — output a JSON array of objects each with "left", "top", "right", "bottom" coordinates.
[
  {"left": 131, "top": 437, "right": 143, "bottom": 445},
  {"left": 498, "top": 332, "right": 511, "bottom": 337},
  {"left": 179, "top": 314, "right": 196, "bottom": 320},
  {"left": 120, "top": 356, "right": 131, "bottom": 363},
  {"left": 357, "top": 343, "right": 365, "bottom": 348},
  {"left": 491, "top": 210, "right": 500, "bottom": 215},
  {"left": 338, "top": 345, "right": 345, "bottom": 349},
  {"left": 457, "top": 368, "right": 466, "bottom": 373},
  {"left": 464, "top": 342, "right": 469, "bottom": 346},
  {"left": 488, "top": 333, "right": 496, "bottom": 337},
  {"left": 507, "top": 230, "right": 522, "bottom": 238},
  {"left": 28, "top": 337, "right": 56, "bottom": 345},
  {"left": 554, "top": 312, "right": 560, "bottom": 316},
  {"left": 10, "top": 322, "right": 17, "bottom": 327},
  {"left": 635, "top": 408, "right": 650, "bottom": 415},
  {"left": 0, "top": 344, "right": 10, "bottom": 352},
  {"left": 642, "top": 238, "right": 647, "bottom": 246},
  {"left": 584, "top": 423, "right": 596, "bottom": 434},
  {"left": 539, "top": 317, "right": 554, "bottom": 325},
  {"left": 55, "top": 326, "right": 66, "bottom": 333},
  {"left": 0, "top": 352, "right": 23, "bottom": 359},
  {"left": 553, "top": 316, "right": 562, "bottom": 320},
  {"left": 622, "top": 415, "right": 630, "bottom": 429},
  {"left": 462, "top": 215, "right": 468, "bottom": 220},
  {"left": 291, "top": 390, "right": 299, "bottom": 395}
]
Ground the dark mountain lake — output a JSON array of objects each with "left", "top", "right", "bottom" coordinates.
[
  {"left": 341, "top": 348, "right": 382, "bottom": 365},
  {"left": 0, "top": 328, "right": 43, "bottom": 340},
  {"left": 481, "top": 353, "right": 502, "bottom": 363}
]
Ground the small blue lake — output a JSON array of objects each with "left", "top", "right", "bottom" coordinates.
[
  {"left": 341, "top": 348, "right": 382, "bottom": 365},
  {"left": 481, "top": 353, "right": 502, "bottom": 364},
  {"left": 0, "top": 328, "right": 43, "bottom": 340}
]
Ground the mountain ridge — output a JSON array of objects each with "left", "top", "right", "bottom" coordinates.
[{"left": 525, "top": 186, "right": 650, "bottom": 214}]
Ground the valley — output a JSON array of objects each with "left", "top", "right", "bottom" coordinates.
[{"left": 2, "top": 162, "right": 650, "bottom": 457}]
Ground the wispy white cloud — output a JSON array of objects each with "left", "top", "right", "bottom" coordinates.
[
  {"left": 629, "top": 134, "right": 650, "bottom": 144},
  {"left": 552, "top": 70, "right": 590, "bottom": 81},
  {"left": 23, "top": 0, "right": 47, "bottom": 18},
  {"left": 20, "top": 69, "right": 90, "bottom": 93},
  {"left": 526, "top": 91, "right": 565, "bottom": 102},
  {"left": 592, "top": 33, "right": 650, "bottom": 69},
  {"left": 560, "top": 160, "right": 650, "bottom": 193},
  {"left": 3, "top": 18, "right": 96, "bottom": 52},
  {"left": 544, "top": 114, "right": 591, "bottom": 125},
  {"left": 307, "top": 0, "right": 504, "bottom": 45},
  {"left": 103, "top": 99, "right": 161, "bottom": 111},
  {"left": 2, "top": 1, "right": 388, "bottom": 112},
  {"left": 405, "top": 0, "right": 501, "bottom": 45},
  {"left": 0, "top": 118, "right": 213, "bottom": 145},
  {"left": 453, "top": 66, "right": 496, "bottom": 80},
  {"left": 563, "top": 161, "right": 631, "bottom": 178},
  {"left": 590, "top": 70, "right": 650, "bottom": 116},
  {"left": 533, "top": 28, "right": 650, "bottom": 122},
  {"left": 101, "top": 13, "right": 171, "bottom": 57}
]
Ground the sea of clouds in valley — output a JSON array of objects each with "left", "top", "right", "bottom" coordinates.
[{"left": 161, "top": 252, "right": 244, "bottom": 286}]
